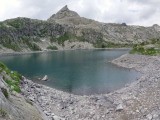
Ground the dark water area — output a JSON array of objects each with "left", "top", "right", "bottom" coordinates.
[{"left": 0, "top": 49, "right": 141, "bottom": 95}]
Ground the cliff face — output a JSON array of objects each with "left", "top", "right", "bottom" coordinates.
[{"left": 0, "top": 5, "right": 160, "bottom": 52}]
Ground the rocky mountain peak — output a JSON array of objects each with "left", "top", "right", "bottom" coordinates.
[
  {"left": 60, "top": 5, "right": 69, "bottom": 12},
  {"left": 48, "top": 5, "right": 80, "bottom": 21}
]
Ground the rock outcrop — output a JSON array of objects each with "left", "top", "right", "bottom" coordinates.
[{"left": 48, "top": 5, "right": 80, "bottom": 20}]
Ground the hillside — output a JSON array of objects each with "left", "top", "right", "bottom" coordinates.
[
  {"left": 0, "top": 5, "right": 160, "bottom": 52},
  {"left": 0, "top": 62, "right": 46, "bottom": 120}
]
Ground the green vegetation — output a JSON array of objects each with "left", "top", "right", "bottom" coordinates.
[
  {"left": 27, "top": 42, "right": 41, "bottom": 51},
  {"left": 94, "top": 41, "right": 132, "bottom": 48},
  {"left": 130, "top": 45, "right": 158, "bottom": 55},
  {"left": 0, "top": 62, "right": 22, "bottom": 93},
  {"left": 5, "top": 79, "right": 21, "bottom": 93},
  {"left": 50, "top": 33, "right": 83, "bottom": 46},
  {"left": 1, "top": 36, "right": 21, "bottom": 51},
  {"left": 0, "top": 109, "right": 7, "bottom": 117},
  {"left": 130, "top": 38, "right": 160, "bottom": 55},
  {"left": 3, "top": 43, "right": 21, "bottom": 51},
  {"left": 56, "top": 32, "right": 76, "bottom": 46},
  {"left": 47, "top": 45, "right": 58, "bottom": 50},
  {"left": 1, "top": 88, "right": 9, "bottom": 99},
  {"left": 20, "top": 36, "right": 42, "bottom": 51},
  {"left": 0, "top": 62, "right": 7, "bottom": 72},
  {"left": 57, "top": 33, "right": 71, "bottom": 44},
  {"left": 6, "top": 18, "right": 24, "bottom": 29}
]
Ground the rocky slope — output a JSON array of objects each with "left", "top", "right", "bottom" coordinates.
[
  {"left": 21, "top": 54, "right": 160, "bottom": 120},
  {"left": 0, "top": 5, "right": 160, "bottom": 52},
  {"left": 0, "top": 63, "right": 46, "bottom": 120}
]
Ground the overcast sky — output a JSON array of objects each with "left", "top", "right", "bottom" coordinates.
[{"left": 0, "top": 0, "right": 160, "bottom": 26}]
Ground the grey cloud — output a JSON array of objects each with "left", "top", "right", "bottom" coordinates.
[
  {"left": 18, "top": 0, "right": 69, "bottom": 19},
  {"left": 76, "top": 0, "right": 101, "bottom": 20},
  {"left": 140, "top": 7, "right": 156, "bottom": 19},
  {"left": 0, "top": 0, "right": 160, "bottom": 26}
]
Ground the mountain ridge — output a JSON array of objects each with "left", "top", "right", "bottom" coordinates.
[{"left": 0, "top": 5, "right": 160, "bottom": 52}]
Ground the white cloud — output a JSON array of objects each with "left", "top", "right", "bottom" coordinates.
[{"left": 0, "top": 0, "right": 160, "bottom": 26}]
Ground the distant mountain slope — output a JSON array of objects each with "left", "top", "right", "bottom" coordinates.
[{"left": 0, "top": 5, "right": 160, "bottom": 52}]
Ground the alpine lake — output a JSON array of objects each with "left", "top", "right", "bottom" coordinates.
[{"left": 0, "top": 49, "right": 141, "bottom": 95}]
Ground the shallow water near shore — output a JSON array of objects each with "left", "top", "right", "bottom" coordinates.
[{"left": 0, "top": 49, "right": 141, "bottom": 95}]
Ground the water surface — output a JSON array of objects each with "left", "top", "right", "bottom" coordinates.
[{"left": 0, "top": 49, "right": 140, "bottom": 95}]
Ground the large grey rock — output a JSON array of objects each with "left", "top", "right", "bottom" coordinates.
[
  {"left": 146, "top": 114, "right": 153, "bottom": 120},
  {"left": 116, "top": 104, "right": 124, "bottom": 112},
  {"left": 42, "top": 75, "right": 48, "bottom": 81},
  {"left": 52, "top": 115, "right": 64, "bottom": 120}
]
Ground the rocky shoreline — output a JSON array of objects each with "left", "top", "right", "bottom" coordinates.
[
  {"left": 0, "top": 48, "right": 131, "bottom": 57},
  {"left": 21, "top": 54, "right": 160, "bottom": 120}
]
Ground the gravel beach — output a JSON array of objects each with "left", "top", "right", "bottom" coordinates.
[{"left": 21, "top": 54, "right": 160, "bottom": 120}]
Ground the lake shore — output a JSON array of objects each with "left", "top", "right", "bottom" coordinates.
[
  {"left": 0, "top": 48, "right": 131, "bottom": 57},
  {"left": 20, "top": 54, "right": 160, "bottom": 120}
]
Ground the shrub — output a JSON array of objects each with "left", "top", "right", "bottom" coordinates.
[
  {"left": 5, "top": 79, "right": 21, "bottom": 93},
  {"left": 57, "top": 33, "right": 70, "bottom": 44},
  {"left": 1, "top": 88, "right": 9, "bottom": 99},
  {"left": 0, "top": 62, "right": 7, "bottom": 69},
  {"left": 47, "top": 45, "right": 58, "bottom": 50},
  {"left": 55, "top": 32, "right": 77, "bottom": 46},
  {"left": 0, "top": 109, "right": 7, "bottom": 117},
  {"left": 94, "top": 41, "right": 131, "bottom": 48}
]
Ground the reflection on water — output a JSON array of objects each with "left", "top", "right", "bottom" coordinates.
[{"left": 0, "top": 49, "right": 141, "bottom": 95}]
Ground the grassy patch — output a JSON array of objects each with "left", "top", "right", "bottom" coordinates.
[
  {"left": 0, "top": 62, "right": 22, "bottom": 93},
  {"left": 5, "top": 79, "right": 21, "bottom": 92},
  {"left": 130, "top": 38, "right": 160, "bottom": 55},
  {"left": 130, "top": 45, "right": 159, "bottom": 55}
]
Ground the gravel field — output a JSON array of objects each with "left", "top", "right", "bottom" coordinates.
[{"left": 21, "top": 54, "right": 160, "bottom": 120}]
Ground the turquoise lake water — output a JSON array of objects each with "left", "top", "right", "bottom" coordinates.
[{"left": 0, "top": 49, "right": 140, "bottom": 95}]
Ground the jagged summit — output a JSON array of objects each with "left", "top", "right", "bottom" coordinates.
[
  {"left": 60, "top": 5, "right": 69, "bottom": 12},
  {"left": 47, "top": 5, "right": 98, "bottom": 25},
  {"left": 48, "top": 5, "right": 80, "bottom": 21}
]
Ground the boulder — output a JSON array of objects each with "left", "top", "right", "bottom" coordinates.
[
  {"left": 116, "top": 104, "right": 124, "bottom": 112},
  {"left": 146, "top": 114, "right": 153, "bottom": 120},
  {"left": 42, "top": 75, "right": 48, "bottom": 81}
]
